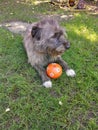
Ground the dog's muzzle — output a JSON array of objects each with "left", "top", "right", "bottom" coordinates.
[
  {"left": 65, "top": 42, "right": 70, "bottom": 49},
  {"left": 56, "top": 44, "right": 66, "bottom": 53},
  {"left": 63, "top": 41, "right": 70, "bottom": 49}
]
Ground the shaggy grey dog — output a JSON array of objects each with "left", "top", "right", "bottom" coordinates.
[{"left": 23, "top": 18, "right": 76, "bottom": 88}]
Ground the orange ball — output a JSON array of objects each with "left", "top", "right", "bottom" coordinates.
[{"left": 46, "top": 63, "right": 62, "bottom": 79}]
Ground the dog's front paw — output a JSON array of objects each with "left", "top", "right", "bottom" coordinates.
[
  {"left": 43, "top": 81, "right": 52, "bottom": 88},
  {"left": 66, "top": 69, "right": 76, "bottom": 77}
]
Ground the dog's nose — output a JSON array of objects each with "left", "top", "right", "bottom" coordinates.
[
  {"left": 63, "top": 41, "right": 70, "bottom": 49},
  {"left": 65, "top": 42, "right": 70, "bottom": 49},
  {"left": 66, "top": 44, "right": 70, "bottom": 49}
]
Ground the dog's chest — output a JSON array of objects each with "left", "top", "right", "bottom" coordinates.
[
  {"left": 32, "top": 53, "right": 57, "bottom": 66},
  {"left": 43, "top": 54, "right": 57, "bottom": 66}
]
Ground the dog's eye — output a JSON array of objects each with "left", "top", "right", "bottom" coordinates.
[
  {"left": 52, "top": 32, "right": 62, "bottom": 39},
  {"left": 54, "top": 32, "right": 60, "bottom": 38}
]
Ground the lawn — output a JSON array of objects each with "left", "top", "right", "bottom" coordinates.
[{"left": 0, "top": 0, "right": 98, "bottom": 130}]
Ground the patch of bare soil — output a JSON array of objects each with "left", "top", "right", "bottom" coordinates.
[{"left": 85, "top": 1, "right": 98, "bottom": 14}]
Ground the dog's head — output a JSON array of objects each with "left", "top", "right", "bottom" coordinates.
[{"left": 31, "top": 19, "right": 70, "bottom": 55}]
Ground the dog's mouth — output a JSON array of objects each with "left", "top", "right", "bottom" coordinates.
[
  {"left": 47, "top": 43, "right": 69, "bottom": 56},
  {"left": 56, "top": 45, "right": 66, "bottom": 53},
  {"left": 51, "top": 49, "right": 65, "bottom": 56},
  {"left": 57, "top": 50, "right": 65, "bottom": 55}
]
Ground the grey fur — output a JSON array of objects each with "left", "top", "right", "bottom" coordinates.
[{"left": 23, "top": 18, "right": 75, "bottom": 87}]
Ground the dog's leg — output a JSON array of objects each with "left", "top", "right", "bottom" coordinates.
[
  {"left": 34, "top": 64, "right": 52, "bottom": 88},
  {"left": 57, "top": 56, "right": 76, "bottom": 77}
]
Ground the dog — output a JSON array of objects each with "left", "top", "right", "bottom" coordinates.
[{"left": 23, "top": 18, "right": 76, "bottom": 88}]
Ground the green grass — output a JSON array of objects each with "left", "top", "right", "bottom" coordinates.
[{"left": 0, "top": 0, "right": 98, "bottom": 130}]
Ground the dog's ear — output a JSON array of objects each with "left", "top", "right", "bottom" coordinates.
[{"left": 31, "top": 26, "right": 42, "bottom": 40}]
